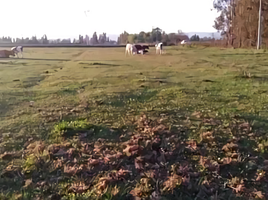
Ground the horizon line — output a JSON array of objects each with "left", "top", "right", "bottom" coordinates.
[{"left": 0, "top": 31, "right": 221, "bottom": 39}]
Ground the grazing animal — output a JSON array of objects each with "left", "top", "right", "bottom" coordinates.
[
  {"left": 0, "top": 50, "right": 15, "bottom": 58},
  {"left": 135, "top": 44, "right": 149, "bottom": 50},
  {"left": 11, "top": 46, "right": 24, "bottom": 58},
  {"left": 125, "top": 43, "right": 137, "bottom": 56},
  {"left": 134, "top": 44, "right": 149, "bottom": 51},
  {"left": 155, "top": 42, "right": 163, "bottom": 54},
  {"left": 142, "top": 45, "right": 149, "bottom": 50},
  {"left": 134, "top": 45, "right": 149, "bottom": 55}
]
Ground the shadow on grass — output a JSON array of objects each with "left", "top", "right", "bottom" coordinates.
[
  {"left": 234, "top": 75, "right": 268, "bottom": 83},
  {"left": 82, "top": 62, "right": 120, "bottom": 66},
  {"left": 57, "top": 88, "right": 78, "bottom": 96},
  {"left": 0, "top": 58, "right": 71, "bottom": 62},
  {"left": 0, "top": 61, "right": 22, "bottom": 65},
  {"left": 103, "top": 88, "right": 159, "bottom": 107},
  {"left": 239, "top": 113, "right": 268, "bottom": 129},
  {"left": 13, "top": 58, "right": 71, "bottom": 61},
  {"left": 0, "top": 100, "right": 12, "bottom": 119},
  {"left": 13, "top": 76, "right": 46, "bottom": 88}
]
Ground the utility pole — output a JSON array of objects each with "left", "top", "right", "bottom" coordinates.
[{"left": 257, "top": 0, "right": 262, "bottom": 50}]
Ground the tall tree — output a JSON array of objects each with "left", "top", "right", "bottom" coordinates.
[
  {"left": 31, "top": 36, "right": 38, "bottom": 44},
  {"left": 190, "top": 34, "right": 200, "bottom": 41},
  {"left": 42, "top": 34, "right": 48, "bottom": 44},
  {"left": 232, "top": 0, "right": 268, "bottom": 48},
  {"left": 137, "top": 32, "right": 146, "bottom": 43},
  {"left": 92, "top": 32, "right": 98, "bottom": 44},
  {"left": 161, "top": 31, "right": 170, "bottom": 45},
  {"left": 117, "top": 31, "right": 129, "bottom": 44},
  {"left": 99, "top": 33, "right": 107, "bottom": 44},
  {"left": 98, "top": 34, "right": 103, "bottom": 44},
  {"left": 213, "top": 0, "right": 234, "bottom": 46},
  {"left": 152, "top": 27, "right": 162, "bottom": 42},
  {"left": 103, "top": 33, "right": 107, "bottom": 43}
]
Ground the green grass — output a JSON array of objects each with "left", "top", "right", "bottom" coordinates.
[{"left": 0, "top": 45, "right": 268, "bottom": 199}]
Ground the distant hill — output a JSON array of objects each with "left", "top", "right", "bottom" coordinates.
[{"left": 185, "top": 32, "right": 222, "bottom": 40}]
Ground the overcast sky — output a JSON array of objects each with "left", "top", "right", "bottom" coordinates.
[{"left": 0, "top": 0, "right": 220, "bottom": 39}]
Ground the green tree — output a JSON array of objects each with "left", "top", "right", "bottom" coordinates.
[
  {"left": 190, "top": 34, "right": 200, "bottom": 41},
  {"left": 168, "top": 33, "right": 178, "bottom": 44},
  {"left": 137, "top": 32, "right": 146, "bottom": 43},
  {"left": 152, "top": 27, "right": 162, "bottom": 42},
  {"left": 145, "top": 32, "right": 152, "bottom": 43},
  {"left": 127, "top": 34, "right": 135, "bottom": 43},
  {"left": 117, "top": 31, "right": 129, "bottom": 44},
  {"left": 162, "top": 31, "right": 170, "bottom": 45}
]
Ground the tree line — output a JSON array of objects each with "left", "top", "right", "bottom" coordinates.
[
  {"left": 89, "top": 32, "right": 113, "bottom": 44},
  {"left": 213, "top": 0, "right": 268, "bottom": 48},
  {"left": 117, "top": 28, "right": 192, "bottom": 45},
  {"left": 0, "top": 30, "right": 204, "bottom": 45},
  {"left": 0, "top": 35, "right": 49, "bottom": 44},
  {"left": 0, "top": 33, "right": 116, "bottom": 45}
]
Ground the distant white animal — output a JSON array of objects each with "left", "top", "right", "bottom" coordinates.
[
  {"left": 125, "top": 43, "right": 137, "bottom": 56},
  {"left": 181, "top": 40, "right": 191, "bottom": 46},
  {"left": 11, "top": 46, "right": 23, "bottom": 58},
  {"left": 155, "top": 42, "right": 163, "bottom": 54}
]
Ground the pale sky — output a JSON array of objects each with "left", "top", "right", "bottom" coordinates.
[{"left": 0, "top": 0, "right": 220, "bottom": 40}]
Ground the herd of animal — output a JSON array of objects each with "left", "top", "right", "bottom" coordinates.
[
  {"left": 0, "top": 40, "right": 189, "bottom": 59},
  {"left": 124, "top": 40, "right": 191, "bottom": 56},
  {"left": 125, "top": 42, "right": 163, "bottom": 56},
  {"left": 0, "top": 46, "right": 23, "bottom": 58},
  {"left": 0, "top": 43, "right": 162, "bottom": 59}
]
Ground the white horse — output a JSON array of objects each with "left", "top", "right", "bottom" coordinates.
[
  {"left": 11, "top": 46, "right": 23, "bottom": 58},
  {"left": 155, "top": 42, "right": 163, "bottom": 55},
  {"left": 125, "top": 43, "right": 137, "bottom": 56}
]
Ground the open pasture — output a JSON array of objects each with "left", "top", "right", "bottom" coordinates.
[{"left": 1, "top": 46, "right": 268, "bottom": 199}]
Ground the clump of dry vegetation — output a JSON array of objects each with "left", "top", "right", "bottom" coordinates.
[{"left": 1, "top": 112, "right": 268, "bottom": 199}]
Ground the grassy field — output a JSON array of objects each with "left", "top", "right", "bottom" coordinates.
[{"left": 1, "top": 46, "right": 268, "bottom": 199}]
